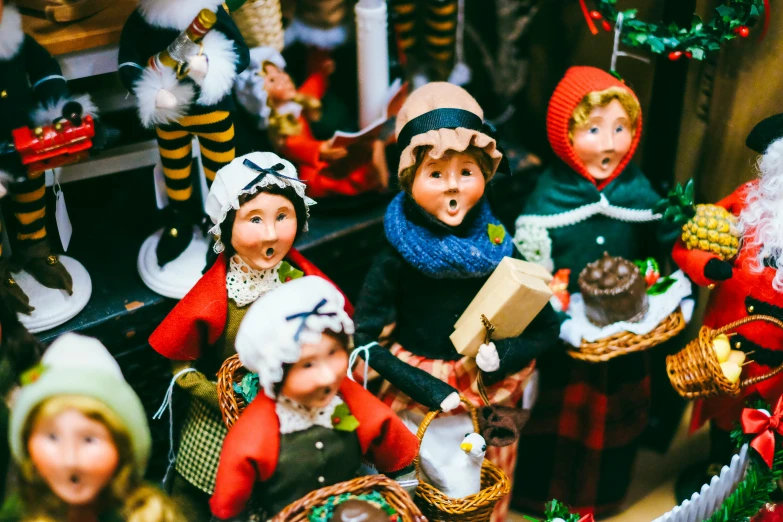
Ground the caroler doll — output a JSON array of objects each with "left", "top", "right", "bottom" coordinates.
[
  {"left": 0, "top": 0, "right": 95, "bottom": 314},
  {"left": 118, "top": 0, "right": 250, "bottom": 270},
  {"left": 234, "top": 46, "right": 385, "bottom": 199},
  {"left": 210, "top": 276, "right": 418, "bottom": 520},
  {"left": 512, "top": 66, "right": 680, "bottom": 516},
  {"left": 0, "top": 333, "right": 184, "bottom": 522},
  {"left": 148, "top": 151, "right": 353, "bottom": 522},
  {"left": 353, "top": 82, "right": 560, "bottom": 521},
  {"left": 670, "top": 113, "right": 783, "bottom": 489}
]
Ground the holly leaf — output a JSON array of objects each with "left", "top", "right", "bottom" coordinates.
[
  {"left": 331, "top": 403, "right": 360, "bottom": 432},
  {"left": 684, "top": 179, "right": 695, "bottom": 203},
  {"left": 689, "top": 48, "right": 705, "bottom": 60},
  {"left": 488, "top": 223, "right": 507, "bottom": 245},
  {"left": 716, "top": 5, "right": 734, "bottom": 19},
  {"left": 647, "top": 276, "right": 676, "bottom": 295},
  {"left": 20, "top": 363, "right": 46, "bottom": 386},
  {"left": 279, "top": 261, "right": 304, "bottom": 283}
]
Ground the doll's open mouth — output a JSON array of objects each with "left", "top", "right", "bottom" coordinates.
[
  {"left": 265, "top": 247, "right": 275, "bottom": 258},
  {"left": 447, "top": 199, "right": 459, "bottom": 215},
  {"left": 70, "top": 474, "right": 80, "bottom": 485},
  {"left": 601, "top": 157, "right": 611, "bottom": 169}
]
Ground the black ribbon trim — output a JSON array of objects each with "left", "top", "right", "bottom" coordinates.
[
  {"left": 396, "top": 108, "right": 511, "bottom": 175},
  {"left": 734, "top": 333, "right": 783, "bottom": 368},
  {"left": 285, "top": 298, "right": 338, "bottom": 342},
  {"left": 242, "top": 159, "right": 302, "bottom": 190},
  {"left": 746, "top": 296, "right": 783, "bottom": 323}
]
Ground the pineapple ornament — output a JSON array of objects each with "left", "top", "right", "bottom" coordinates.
[{"left": 655, "top": 179, "right": 741, "bottom": 261}]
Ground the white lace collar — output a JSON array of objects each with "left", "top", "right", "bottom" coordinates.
[
  {"left": 276, "top": 394, "right": 344, "bottom": 434},
  {"left": 0, "top": 5, "right": 24, "bottom": 60},
  {"left": 226, "top": 255, "right": 282, "bottom": 307}
]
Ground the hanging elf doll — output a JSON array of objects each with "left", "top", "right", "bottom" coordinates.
[
  {"left": 511, "top": 66, "right": 680, "bottom": 516},
  {"left": 353, "top": 82, "right": 560, "bottom": 522},
  {"left": 0, "top": 0, "right": 96, "bottom": 313},
  {"left": 234, "top": 46, "right": 385, "bottom": 198},
  {"left": 210, "top": 276, "right": 418, "bottom": 520},
  {"left": 118, "top": 0, "right": 250, "bottom": 267},
  {"left": 669, "top": 113, "right": 783, "bottom": 491},
  {"left": 148, "top": 152, "right": 353, "bottom": 522},
  {"left": 1, "top": 333, "right": 184, "bottom": 522}
]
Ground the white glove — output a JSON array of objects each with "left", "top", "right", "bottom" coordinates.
[
  {"left": 186, "top": 54, "right": 209, "bottom": 83},
  {"left": 476, "top": 342, "right": 500, "bottom": 372},
  {"left": 155, "top": 89, "right": 178, "bottom": 109},
  {"left": 439, "top": 392, "right": 460, "bottom": 412}
]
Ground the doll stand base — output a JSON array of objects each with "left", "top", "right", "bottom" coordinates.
[
  {"left": 15, "top": 256, "right": 92, "bottom": 333},
  {"left": 137, "top": 227, "right": 209, "bottom": 299}
]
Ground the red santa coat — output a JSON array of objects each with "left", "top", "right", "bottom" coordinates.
[
  {"left": 209, "top": 378, "right": 419, "bottom": 519},
  {"left": 672, "top": 181, "right": 783, "bottom": 431},
  {"left": 149, "top": 249, "right": 353, "bottom": 361},
  {"left": 279, "top": 72, "right": 381, "bottom": 199}
]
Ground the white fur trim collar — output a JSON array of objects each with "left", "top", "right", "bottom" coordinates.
[
  {"left": 0, "top": 5, "right": 25, "bottom": 60},
  {"left": 516, "top": 193, "right": 661, "bottom": 229},
  {"left": 138, "top": 0, "right": 223, "bottom": 30}
]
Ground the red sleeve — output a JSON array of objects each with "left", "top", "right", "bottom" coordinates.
[
  {"left": 341, "top": 379, "right": 419, "bottom": 473},
  {"left": 148, "top": 255, "right": 228, "bottom": 360},
  {"left": 287, "top": 248, "right": 354, "bottom": 317},
  {"left": 281, "top": 132, "right": 324, "bottom": 168},
  {"left": 210, "top": 396, "right": 280, "bottom": 519},
  {"left": 671, "top": 182, "right": 752, "bottom": 287},
  {"left": 298, "top": 71, "right": 329, "bottom": 100}
]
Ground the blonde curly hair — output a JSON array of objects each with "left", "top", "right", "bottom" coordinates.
[{"left": 568, "top": 86, "right": 640, "bottom": 141}]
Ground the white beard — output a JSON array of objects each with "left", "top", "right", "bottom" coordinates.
[
  {"left": 138, "top": 0, "right": 223, "bottom": 30},
  {"left": 0, "top": 4, "right": 24, "bottom": 60},
  {"left": 739, "top": 137, "right": 783, "bottom": 293}
]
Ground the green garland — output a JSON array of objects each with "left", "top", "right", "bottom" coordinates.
[{"left": 585, "top": 0, "right": 767, "bottom": 60}]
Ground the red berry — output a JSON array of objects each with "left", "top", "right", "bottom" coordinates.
[
  {"left": 589, "top": 10, "right": 602, "bottom": 20},
  {"left": 332, "top": 417, "right": 341, "bottom": 424},
  {"left": 668, "top": 51, "right": 683, "bottom": 61},
  {"left": 736, "top": 25, "right": 750, "bottom": 38},
  {"left": 685, "top": 51, "right": 693, "bottom": 59},
  {"left": 601, "top": 20, "right": 612, "bottom": 32},
  {"left": 285, "top": 276, "right": 292, "bottom": 282},
  {"left": 493, "top": 237, "right": 501, "bottom": 244}
]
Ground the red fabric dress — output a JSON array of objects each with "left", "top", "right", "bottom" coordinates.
[
  {"left": 672, "top": 181, "right": 783, "bottom": 432},
  {"left": 279, "top": 72, "right": 381, "bottom": 199},
  {"left": 209, "top": 378, "right": 419, "bottom": 519}
]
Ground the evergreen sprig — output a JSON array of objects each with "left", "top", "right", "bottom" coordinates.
[{"left": 590, "top": 0, "right": 766, "bottom": 60}]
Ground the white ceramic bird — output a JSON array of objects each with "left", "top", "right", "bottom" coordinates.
[{"left": 419, "top": 432, "right": 487, "bottom": 498}]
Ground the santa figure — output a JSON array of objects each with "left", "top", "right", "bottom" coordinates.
[{"left": 673, "top": 113, "right": 783, "bottom": 486}]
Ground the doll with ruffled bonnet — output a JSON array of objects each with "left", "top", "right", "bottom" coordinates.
[
  {"left": 148, "top": 152, "right": 353, "bottom": 522},
  {"left": 352, "top": 82, "right": 560, "bottom": 521},
  {"left": 210, "top": 276, "right": 418, "bottom": 520},
  {"left": 0, "top": 333, "right": 183, "bottom": 522},
  {"left": 512, "top": 67, "right": 680, "bottom": 516}
]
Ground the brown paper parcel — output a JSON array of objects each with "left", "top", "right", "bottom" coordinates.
[{"left": 450, "top": 257, "right": 554, "bottom": 357}]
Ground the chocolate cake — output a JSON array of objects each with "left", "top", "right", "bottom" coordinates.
[{"left": 578, "top": 252, "right": 648, "bottom": 327}]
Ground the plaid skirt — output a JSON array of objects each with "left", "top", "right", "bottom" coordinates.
[
  {"left": 175, "top": 397, "right": 228, "bottom": 494},
  {"left": 512, "top": 345, "right": 650, "bottom": 516},
  {"left": 378, "top": 344, "right": 535, "bottom": 416}
]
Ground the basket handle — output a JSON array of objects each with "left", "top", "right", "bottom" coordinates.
[
  {"left": 713, "top": 315, "right": 783, "bottom": 389},
  {"left": 413, "top": 396, "right": 480, "bottom": 482}
]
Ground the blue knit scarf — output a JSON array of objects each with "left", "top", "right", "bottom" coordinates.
[{"left": 384, "top": 192, "right": 513, "bottom": 279}]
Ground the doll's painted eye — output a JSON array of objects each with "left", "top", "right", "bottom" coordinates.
[
  {"left": 48, "top": 433, "right": 58, "bottom": 442},
  {"left": 302, "top": 361, "right": 313, "bottom": 369},
  {"left": 615, "top": 125, "right": 625, "bottom": 133},
  {"left": 277, "top": 213, "right": 287, "bottom": 221},
  {"left": 84, "top": 436, "right": 95, "bottom": 444},
  {"left": 589, "top": 127, "right": 599, "bottom": 134},
  {"left": 431, "top": 171, "right": 441, "bottom": 178},
  {"left": 251, "top": 216, "right": 262, "bottom": 224},
  {"left": 461, "top": 169, "right": 472, "bottom": 176}
]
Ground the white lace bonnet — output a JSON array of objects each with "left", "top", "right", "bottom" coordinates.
[
  {"left": 205, "top": 151, "right": 316, "bottom": 254},
  {"left": 235, "top": 276, "right": 355, "bottom": 399}
]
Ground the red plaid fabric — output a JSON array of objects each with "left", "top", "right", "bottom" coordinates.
[
  {"left": 377, "top": 344, "right": 535, "bottom": 416},
  {"left": 488, "top": 443, "right": 518, "bottom": 522}
]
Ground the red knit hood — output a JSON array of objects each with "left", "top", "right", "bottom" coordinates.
[{"left": 546, "top": 66, "right": 643, "bottom": 190}]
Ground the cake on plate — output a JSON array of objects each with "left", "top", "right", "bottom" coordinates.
[{"left": 578, "top": 252, "right": 648, "bottom": 327}]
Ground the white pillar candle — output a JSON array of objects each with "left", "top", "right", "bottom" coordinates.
[{"left": 355, "top": 0, "right": 390, "bottom": 128}]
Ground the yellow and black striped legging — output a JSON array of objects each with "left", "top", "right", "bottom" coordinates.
[
  {"left": 391, "top": 0, "right": 457, "bottom": 76},
  {"left": 155, "top": 109, "right": 236, "bottom": 205},
  {"left": 12, "top": 170, "right": 47, "bottom": 245}
]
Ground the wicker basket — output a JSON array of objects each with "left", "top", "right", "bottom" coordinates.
[
  {"left": 567, "top": 308, "right": 687, "bottom": 362},
  {"left": 231, "top": 0, "right": 285, "bottom": 51},
  {"left": 271, "top": 474, "right": 426, "bottom": 522},
  {"left": 217, "top": 353, "right": 247, "bottom": 428},
  {"left": 666, "top": 314, "right": 783, "bottom": 399},
  {"left": 414, "top": 396, "right": 510, "bottom": 522}
]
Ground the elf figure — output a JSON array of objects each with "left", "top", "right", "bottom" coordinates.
[
  {"left": 210, "top": 276, "right": 419, "bottom": 520},
  {"left": 672, "top": 113, "right": 783, "bottom": 490},
  {"left": 234, "top": 47, "right": 385, "bottom": 198},
  {"left": 118, "top": 0, "right": 250, "bottom": 267},
  {"left": 390, "top": 0, "right": 458, "bottom": 82},
  {"left": 0, "top": 333, "right": 184, "bottom": 522},
  {"left": 0, "top": 0, "right": 95, "bottom": 313},
  {"left": 511, "top": 66, "right": 680, "bottom": 516},
  {"left": 148, "top": 152, "right": 353, "bottom": 521},
  {"left": 353, "top": 82, "right": 560, "bottom": 521}
]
